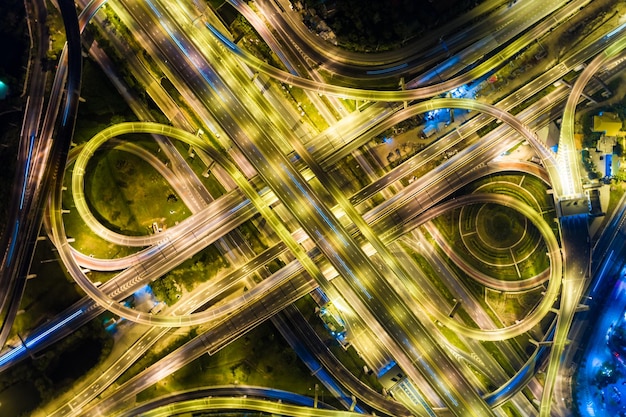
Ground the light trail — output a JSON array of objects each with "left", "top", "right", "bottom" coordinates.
[
  {"left": 25, "top": 309, "right": 83, "bottom": 348},
  {"left": 19, "top": 134, "right": 35, "bottom": 210}
]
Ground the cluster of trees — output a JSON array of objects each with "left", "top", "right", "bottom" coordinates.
[
  {"left": 593, "top": 360, "right": 623, "bottom": 389},
  {"left": 301, "top": 0, "right": 483, "bottom": 51},
  {"left": 151, "top": 245, "right": 229, "bottom": 305},
  {"left": 0, "top": 0, "right": 27, "bottom": 239}
]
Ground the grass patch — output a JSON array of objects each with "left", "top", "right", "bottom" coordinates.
[
  {"left": 171, "top": 140, "right": 227, "bottom": 198},
  {"left": 438, "top": 325, "right": 470, "bottom": 353},
  {"left": 485, "top": 288, "right": 544, "bottom": 326},
  {"left": 46, "top": 0, "right": 65, "bottom": 60},
  {"left": 84, "top": 147, "right": 190, "bottom": 235},
  {"left": 398, "top": 240, "right": 477, "bottom": 327},
  {"left": 62, "top": 174, "right": 142, "bottom": 261},
  {"left": 400, "top": 242, "right": 455, "bottom": 301},
  {"left": 425, "top": 231, "right": 504, "bottom": 326},
  {"left": 469, "top": 174, "right": 554, "bottom": 216},
  {"left": 341, "top": 99, "right": 357, "bottom": 112},
  {"left": 282, "top": 85, "right": 329, "bottom": 132},
  {"left": 435, "top": 175, "right": 554, "bottom": 281},
  {"left": 596, "top": 182, "right": 626, "bottom": 233},
  {"left": 266, "top": 257, "right": 286, "bottom": 274},
  {"left": 433, "top": 204, "right": 542, "bottom": 281},
  {"left": 481, "top": 340, "right": 517, "bottom": 376},
  {"left": 477, "top": 120, "right": 499, "bottom": 137},
  {"left": 207, "top": 0, "right": 225, "bottom": 9},
  {"left": 499, "top": 401, "right": 523, "bottom": 417}
]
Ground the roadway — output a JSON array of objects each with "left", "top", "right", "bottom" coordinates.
[
  {"left": 81, "top": 4, "right": 540, "bottom": 410},
  {"left": 17, "top": 79, "right": 572, "bottom": 416},
  {"left": 0, "top": 0, "right": 83, "bottom": 351},
  {"left": 14, "top": 79, "right": 568, "bottom": 412},
  {"left": 36, "top": 109, "right": 560, "bottom": 414},
  {"left": 0, "top": 0, "right": 49, "bottom": 348},
  {"left": 206, "top": 0, "right": 591, "bottom": 105},
  {"left": 7, "top": 1, "right": 624, "bottom": 414},
  {"left": 63, "top": 180, "right": 552, "bottom": 415},
  {"left": 11, "top": 78, "right": 558, "bottom": 373},
  {"left": 73, "top": 8, "right": 552, "bottom": 416},
  {"left": 254, "top": 0, "right": 571, "bottom": 82},
  {"left": 539, "top": 31, "right": 626, "bottom": 416},
  {"left": 112, "top": 386, "right": 359, "bottom": 417}
]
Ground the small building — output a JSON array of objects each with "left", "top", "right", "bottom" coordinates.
[
  {"left": 596, "top": 135, "right": 617, "bottom": 154},
  {"left": 593, "top": 131, "right": 621, "bottom": 179},
  {"left": 593, "top": 112, "right": 622, "bottom": 137}
]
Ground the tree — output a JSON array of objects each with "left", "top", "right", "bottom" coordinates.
[{"left": 151, "top": 276, "right": 180, "bottom": 305}]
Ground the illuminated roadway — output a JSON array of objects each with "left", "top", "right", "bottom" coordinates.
[
  {"left": 64, "top": 93, "right": 561, "bottom": 335},
  {"left": 539, "top": 30, "right": 626, "bottom": 417},
  {"left": 124, "top": 8, "right": 620, "bottom": 412},
  {"left": 112, "top": 387, "right": 361, "bottom": 417},
  {"left": 35, "top": 101, "right": 572, "bottom": 412},
  {"left": 11, "top": 76, "right": 560, "bottom": 372},
  {"left": 19, "top": 56, "right": 604, "bottom": 416},
  {"left": 204, "top": 15, "right": 625, "bottom": 413},
  {"left": 40, "top": 40, "right": 572, "bottom": 404},
  {"left": 0, "top": 0, "right": 49, "bottom": 348},
  {"left": 59, "top": 8, "right": 580, "bottom": 330},
  {"left": 39, "top": 88, "right": 564, "bottom": 412},
  {"left": 557, "top": 27, "right": 626, "bottom": 199},
  {"left": 52, "top": 124, "right": 556, "bottom": 412},
  {"left": 0, "top": 0, "right": 82, "bottom": 349},
  {"left": 206, "top": 0, "right": 590, "bottom": 105},
  {"left": 18, "top": 77, "right": 564, "bottom": 412},
  {"left": 80, "top": 190, "right": 554, "bottom": 417},
  {"left": 7, "top": 1, "right": 624, "bottom": 414},
  {"left": 253, "top": 0, "right": 582, "bottom": 82}
]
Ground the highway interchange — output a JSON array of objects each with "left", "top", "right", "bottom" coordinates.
[{"left": 3, "top": 0, "right": 626, "bottom": 416}]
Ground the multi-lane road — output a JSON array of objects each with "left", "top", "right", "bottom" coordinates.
[{"left": 3, "top": 0, "right": 626, "bottom": 416}]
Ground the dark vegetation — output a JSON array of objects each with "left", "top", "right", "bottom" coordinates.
[
  {"left": 0, "top": 320, "right": 113, "bottom": 416},
  {"left": 151, "top": 244, "right": 229, "bottom": 305},
  {"left": 0, "top": 0, "right": 27, "bottom": 238},
  {"left": 74, "top": 59, "right": 138, "bottom": 144},
  {"left": 0, "top": 0, "right": 28, "bottom": 91},
  {"left": 301, "top": 0, "right": 485, "bottom": 51}
]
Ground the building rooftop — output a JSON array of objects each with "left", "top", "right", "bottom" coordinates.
[{"left": 593, "top": 112, "right": 622, "bottom": 137}]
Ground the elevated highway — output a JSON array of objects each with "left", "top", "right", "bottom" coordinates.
[{"left": 10, "top": 0, "right": 626, "bottom": 414}]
